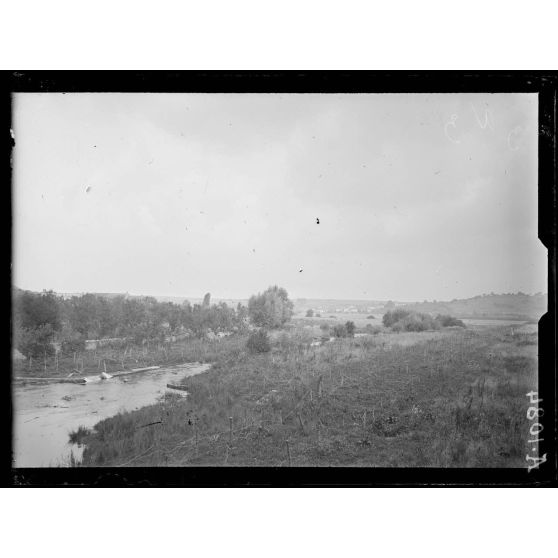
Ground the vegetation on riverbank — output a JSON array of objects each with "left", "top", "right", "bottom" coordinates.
[
  {"left": 12, "top": 288, "right": 250, "bottom": 373},
  {"left": 78, "top": 324, "right": 537, "bottom": 467},
  {"left": 13, "top": 334, "right": 246, "bottom": 379}
]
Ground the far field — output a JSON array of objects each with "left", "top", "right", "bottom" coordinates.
[{"left": 77, "top": 321, "right": 538, "bottom": 468}]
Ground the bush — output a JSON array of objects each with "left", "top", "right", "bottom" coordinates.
[
  {"left": 345, "top": 321, "right": 356, "bottom": 337},
  {"left": 333, "top": 324, "right": 348, "bottom": 338},
  {"left": 435, "top": 314, "right": 466, "bottom": 328},
  {"left": 365, "top": 324, "right": 382, "bottom": 334},
  {"left": 398, "top": 315, "right": 429, "bottom": 332},
  {"left": 246, "top": 329, "right": 271, "bottom": 353},
  {"left": 366, "top": 315, "right": 375, "bottom": 319},
  {"left": 319, "top": 323, "right": 330, "bottom": 332},
  {"left": 305, "top": 309, "right": 314, "bottom": 317},
  {"left": 383, "top": 310, "right": 441, "bottom": 332},
  {"left": 382, "top": 309, "right": 411, "bottom": 327}
]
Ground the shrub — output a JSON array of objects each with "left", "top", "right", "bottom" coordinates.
[
  {"left": 333, "top": 324, "right": 348, "bottom": 338},
  {"left": 366, "top": 315, "right": 375, "bottom": 319},
  {"left": 319, "top": 323, "right": 330, "bottom": 332},
  {"left": 305, "top": 309, "right": 314, "bottom": 317},
  {"left": 383, "top": 309, "right": 454, "bottom": 332},
  {"left": 399, "top": 315, "right": 429, "bottom": 332},
  {"left": 382, "top": 309, "right": 411, "bottom": 327},
  {"left": 246, "top": 329, "right": 271, "bottom": 353},
  {"left": 345, "top": 321, "right": 356, "bottom": 337},
  {"left": 435, "top": 314, "right": 466, "bottom": 328}
]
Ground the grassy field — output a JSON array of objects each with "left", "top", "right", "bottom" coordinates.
[
  {"left": 77, "top": 323, "right": 538, "bottom": 467},
  {"left": 293, "top": 311, "right": 384, "bottom": 329}
]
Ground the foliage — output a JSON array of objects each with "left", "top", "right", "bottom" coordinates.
[
  {"left": 246, "top": 329, "right": 271, "bottom": 354},
  {"left": 247, "top": 286, "right": 294, "bottom": 329},
  {"left": 12, "top": 288, "right": 247, "bottom": 353},
  {"left": 306, "top": 309, "right": 314, "bottom": 317},
  {"left": 383, "top": 309, "right": 466, "bottom": 332},
  {"left": 435, "top": 314, "right": 466, "bottom": 328},
  {"left": 333, "top": 324, "right": 348, "bottom": 338},
  {"left": 15, "top": 324, "right": 56, "bottom": 358},
  {"left": 382, "top": 309, "right": 412, "bottom": 327},
  {"left": 79, "top": 324, "right": 536, "bottom": 468},
  {"left": 13, "top": 290, "right": 61, "bottom": 331},
  {"left": 345, "top": 321, "right": 356, "bottom": 337}
]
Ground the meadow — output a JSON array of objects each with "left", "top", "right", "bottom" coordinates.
[{"left": 77, "top": 322, "right": 538, "bottom": 467}]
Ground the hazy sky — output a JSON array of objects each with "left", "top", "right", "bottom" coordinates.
[{"left": 12, "top": 93, "right": 545, "bottom": 301}]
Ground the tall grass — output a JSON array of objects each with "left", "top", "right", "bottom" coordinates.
[{"left": 79, "top": 325, "right": 537, "bottom": 468}]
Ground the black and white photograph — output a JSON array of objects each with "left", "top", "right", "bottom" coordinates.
[{"left": 7, "top": 74, "right": 556, "bottom": 483}]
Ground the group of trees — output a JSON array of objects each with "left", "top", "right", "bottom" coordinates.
[
  {"left": 333, "top": 321, "right": 356, "bottom": 338},
  {"left": 12, "top": 289, "right": 250, "bottom": 358},
  {"left": 12, "top": 285, "right": 300, "bottom": 359},
  {"left": 247, "top": 286, "right": 293, "bottom": 329},
  {"left": 382, "top": 309, "right": 465, "bottom": 332}
]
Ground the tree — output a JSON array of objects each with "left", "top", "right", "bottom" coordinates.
[
  {"left": 306, "top": 309, "right": 314, "bottom": 317},
  {"left": 345, "top": 321, "right": 356, "bottom": 337},
  {"left": 248, "top": 286, "right": 294, "bottom": 328},
  {"left": 14, "top": 290, "right": 62, "bottom": 331},
  {"left": 202, "top": 292, "right": 211, "bottom": 308},
  {"left": 16, "top": 324, "right": 56, "bottom": 358}
]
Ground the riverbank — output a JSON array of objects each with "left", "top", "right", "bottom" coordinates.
[
  {"left": 12, "top": 360, "right": 214, "bottom": 467},
  {"left": 78, "top": 324, "right": 538, "bottom": 467},
  {"left": 12, "top": 335, "right": 245, "bottom": 380}
]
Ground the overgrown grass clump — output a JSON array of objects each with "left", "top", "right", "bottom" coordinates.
[{"left": 68, "top": 425, "right": 91, "bottom": 446}]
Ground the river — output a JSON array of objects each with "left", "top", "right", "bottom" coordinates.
[{"left": 12, "top": 362, "right": 211, "bottom": 467}]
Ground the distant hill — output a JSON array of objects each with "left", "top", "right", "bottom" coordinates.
[{"left": 399, "top": 293, "right": 547, "bottom": 321}]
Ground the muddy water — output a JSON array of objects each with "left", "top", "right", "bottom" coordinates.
[{"left": 12, "top": 362, "right": 211, "bottom": 467}]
